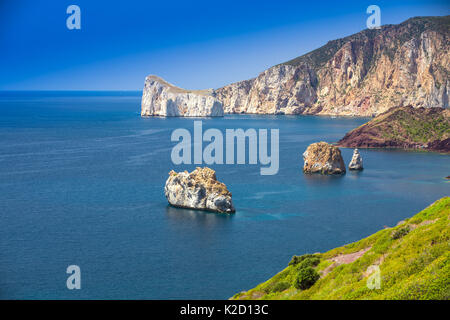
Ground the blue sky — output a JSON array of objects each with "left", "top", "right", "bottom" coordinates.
[{"left": 0, "top": 0, "right": 448, "bottom": 90}]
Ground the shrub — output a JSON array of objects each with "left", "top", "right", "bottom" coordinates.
[
  {"left": 294, "top": 267, "right": 320, "bottom": 290},
  {"left": 392, "top": 226, "right": 410, "bottom": 240},
  {"left": 298, "top": 256, "right": 321, "bottom": 269},
  {"left": 288, "top": 254, "right": 319, "bottom": 266}
]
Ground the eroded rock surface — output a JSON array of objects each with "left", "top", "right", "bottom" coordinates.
[
  {"left": 303, "top": 142, "right": 346, "bottom": 175},
  {"left": 348, "top": 149, "right": 364, "bottom": 170},
  {"left": 216, "top": 16, "right": 449, "bottom": 116},
  {"left": 164, "top": 167, "right": 235, "bottom": 213}
]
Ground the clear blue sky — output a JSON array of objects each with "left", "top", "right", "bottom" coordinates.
[{"left": 0, "top": 0, "right": 448, "bottom": 90}]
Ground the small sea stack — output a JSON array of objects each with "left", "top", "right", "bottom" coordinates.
[
  {"left": 164, "top": 167, "right": 235, "bottom": 213},
  {"left": 348, "top": 148, "right": 363, "bottom": 171},
  {"left": 302, "top": 142, "right": 346, "bottom": 175}
]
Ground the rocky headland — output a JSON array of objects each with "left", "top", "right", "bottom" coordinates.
[
  {"left": 337, "top": 106, "right": 450, "bottom": 152},
  {"left": 164, "top": 167, "right": 235, "bottom": 213},
  {"left": 216, "top": 16, "right": 449, "bottom": 116},
  {"left": 142, "top": 17, "right": 448, "bottom": 117},
  {"left": 302, "top": 142, "right": 346, "bottom": 175},
  {"left": 141, "top": 75, "right": 224, "bottom": 117}
]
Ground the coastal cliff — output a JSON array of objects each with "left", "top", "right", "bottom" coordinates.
[
  {"left": 337, "top": 106, "right": 450, "bottom": 152},
  {"left": 141, "top": 76, "right": 224, "bottom": 117},
  {"left": 216, "top": 16, "right": 449, "bottom": 116},
  {"left": 233, "top": 197, "right": 450, "bottom": 300}
]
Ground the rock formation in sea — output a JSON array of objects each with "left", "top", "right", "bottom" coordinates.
[
  {"left": 348, "top": 149, "right": 363, "bottom": 170},
  {"left": 337, "top": 106, "right": 450, "bottom": 153},
  {"left": 141, "top": 75, "right": 224, "bottom": 117},
  {"left": 164, "top": 167, "right": 235, "bottom": 213},
  {"left": 216, "top": 16, "right": 449, "bottom": 116},
  {"left": 302, "top": 142, "right": 346, "bottom": 175}
]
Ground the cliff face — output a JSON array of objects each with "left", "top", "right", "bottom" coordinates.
[
  {"left": 216, "top": 16, "right": 449, "bottom": 116},
  {"left": 141, "top": 76, "right": 224, "bottom": 117},
  {"left": 337, "top": 106, "right": 450, "bottom": 152},
  {"left": 216, "top": 64, "right": 318, "bottom": 114}
]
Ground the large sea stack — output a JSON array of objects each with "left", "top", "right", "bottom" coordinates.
[
  {"left": 164, "top": 167, "right": 235, "bottom": 214},
  {"left": 302, "top": 142, "right": 346, "bottom": 175}
]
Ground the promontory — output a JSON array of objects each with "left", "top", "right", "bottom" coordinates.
[
  {"left": 338, "top": 106, "right": 450, "bottom": 152},
  {"left": 141, "top": 75, "right": 224, "bottom": 117}
]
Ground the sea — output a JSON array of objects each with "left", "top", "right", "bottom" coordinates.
[{"left": 0, "top": 91, "right": 448, "bottom": 299}]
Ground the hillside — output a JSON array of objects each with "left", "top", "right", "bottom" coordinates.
[
  {"left": 216, "top": 16, "right": 449, "bottom": 116},
  {"left": 337, "top": 106, "right": 450, "bottom": 152},
  {"left": 232, "top": 197, "right": 450, "bottom": 300}
]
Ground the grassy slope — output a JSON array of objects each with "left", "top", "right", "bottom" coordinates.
[
  {"left": 233, "top": 197, "right": 450, "bottom": 300},
  {"left": 337, "top": 106, "right": 450, "bottom": 149},
  {"left": 376, "top": 108, "right": 449, "bottom": 144}
]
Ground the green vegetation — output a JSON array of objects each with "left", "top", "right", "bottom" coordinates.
[
  {"left": 381, "top": 109, "right": 449, "bottom": 143},
  {"left": 232, "top": 197, "right": 450, "bottom": 300},
  {"left": 391, "top": 225, "right": 410, "bottom": 240},
  {"left": 295, "top": 267, "right": 320, "bottom": 290},
  {"left": 289, "top": 254, "right": 320, "bottom": 266},
  {"left": 338, "top": 106, "right": 450, "bottom": 152}
]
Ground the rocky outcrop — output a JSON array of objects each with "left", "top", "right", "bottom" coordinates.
[
  {"left": 164, "top": 167, "right": 235, "bottom": 213},
  {"left": 302, "top": 142, "right": 346, "bottom": 175},
  {"left": 141, "top": 75, "right": 224, "bottom": 117},
  {"left": 216, "top": 16, "right": 449, "bottom": 116},
  {"left": 337, "top": 106, "right": 450, "bottom": 152},
  {"left": 348, "top": 149, "right": 363, "bottom": 170}
]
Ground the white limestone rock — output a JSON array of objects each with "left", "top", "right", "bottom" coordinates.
[
  {"left": 141, "top": 75, "right": 224, "bottom": 117},
  {"left": 164, "top": 167, "right": 235, "bottom": 214},
  {"left": 348, "top": 148, "right": 363, "bottom": 170}
]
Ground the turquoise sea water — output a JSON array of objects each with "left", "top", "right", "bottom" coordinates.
[{"left": 0, "top": 92, "right": 448, "bottom": 299}]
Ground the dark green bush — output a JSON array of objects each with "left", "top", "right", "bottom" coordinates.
[
  {"left": 294, "top": 267, "right": 320, "bottom": 290},
  {"left": 392, "top": 226, "right": 411, "bottom": 240},
  {"left": 297, "top": 256, "right": 321, "bottom": 269},
  {"left": 288, "top": 254, "right": 319, "bottom": 266}
]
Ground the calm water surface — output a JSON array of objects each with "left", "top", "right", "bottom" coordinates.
[{"left": 0, "top": 92, "right": 448, "bottom": 299}]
